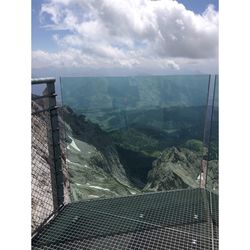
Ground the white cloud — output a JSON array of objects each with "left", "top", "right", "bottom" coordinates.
[{"left": 33, "top": 0, "right": 218, "bottom": 73}]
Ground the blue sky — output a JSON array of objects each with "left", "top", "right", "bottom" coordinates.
[
  {"left": 176, "top": 0, "right": 218, "bottom": 13},
  {"left": 32, "top": 0, "right": 218, "bottom": 76}
]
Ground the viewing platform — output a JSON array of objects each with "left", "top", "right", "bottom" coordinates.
[{"left": 32, "top": 188, "right": 218, "bottom": 250}]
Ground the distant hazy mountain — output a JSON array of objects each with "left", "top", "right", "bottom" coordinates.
[{"left": 61, "top": 75, "right": 209, "bottom": 113}]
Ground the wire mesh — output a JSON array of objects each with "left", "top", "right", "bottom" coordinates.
[
  {"left": 32, "top": 101, "right": 57, "bottom": 233},
  {"left": 210, "top": 191, "right": 219, "bottom": 240},
  {"left": 32, "top": 188, "right": 218, "bottom": 250}
]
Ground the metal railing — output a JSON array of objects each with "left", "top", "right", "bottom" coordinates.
[
  {"left": 31, "top": 75, "right": 218, "bottom": 236},
  {"left": 31, "top": 78, "right": 64, "bottom": 235}
]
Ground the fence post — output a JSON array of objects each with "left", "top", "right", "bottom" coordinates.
[{"left": 46, "top": 80, "right": 64, "bottom": 208}]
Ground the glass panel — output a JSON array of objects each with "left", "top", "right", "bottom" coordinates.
[
  {"left": 60, "top": 75, "right": 212, "bottom": 201},
  {"left": 206, "top": 75, "right": 219, "bottom": 193}
]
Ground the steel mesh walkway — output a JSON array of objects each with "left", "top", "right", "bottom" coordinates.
[{"left": 32, "top": 188, "right": 218, "bottom": 250}]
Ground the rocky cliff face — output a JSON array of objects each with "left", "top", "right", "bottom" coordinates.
[
  {"left": 61, "top": 107, "right": 140, "bottom": 200},
  {"left": 144, "top": 147, "right": 200, "bottom": 191}
]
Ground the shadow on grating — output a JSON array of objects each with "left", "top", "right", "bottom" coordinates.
[{"left": 32, "top": 188, "right": 218, "bottom": 250}]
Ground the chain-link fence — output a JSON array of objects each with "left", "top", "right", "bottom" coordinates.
[
  {"left": 31, "top": 79, "right": 65, "bottom": 235},
  {"left": 32, "top": 105, "right": 55, "bottom": 233}
]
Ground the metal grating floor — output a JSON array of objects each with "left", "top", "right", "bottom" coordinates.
[{"left": 32, "top": 188, "right": 218, "bottom": 250}]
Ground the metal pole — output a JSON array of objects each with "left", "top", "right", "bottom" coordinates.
[
  {"left": 204, "top": 75, "right": 217, "bottom": 188},
  {"left": 200, "top": 75, "right": 216, "bottom": 188},
  {"left": 46, "top": 80, "right": 64, "bottom": 208}
]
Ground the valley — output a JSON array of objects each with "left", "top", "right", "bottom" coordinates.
[
  {"left": 60, "top": 75, "right": 218, "bottom": 200},
  {"left": 62, "top": 104, "right": 218, "bottom": 201}
]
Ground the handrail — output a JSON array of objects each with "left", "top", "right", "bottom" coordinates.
[{"left": 32, "top": 78, "right": 56, "bottom": 85}]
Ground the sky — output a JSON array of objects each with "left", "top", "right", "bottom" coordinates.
[{"left": 32, "top": 0, "right": 218, "bottom": 76}]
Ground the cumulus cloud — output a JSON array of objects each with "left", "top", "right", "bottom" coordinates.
[{"left": 33, "top": 0, "right": 218, "bottom": 73}]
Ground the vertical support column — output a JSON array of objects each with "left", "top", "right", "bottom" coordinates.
[
  {"left": 200, "top": 75, "right": 217, "bottom": 188},
  {"left": 46, "top": 80, "right": 64, "bottom": 209}
]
